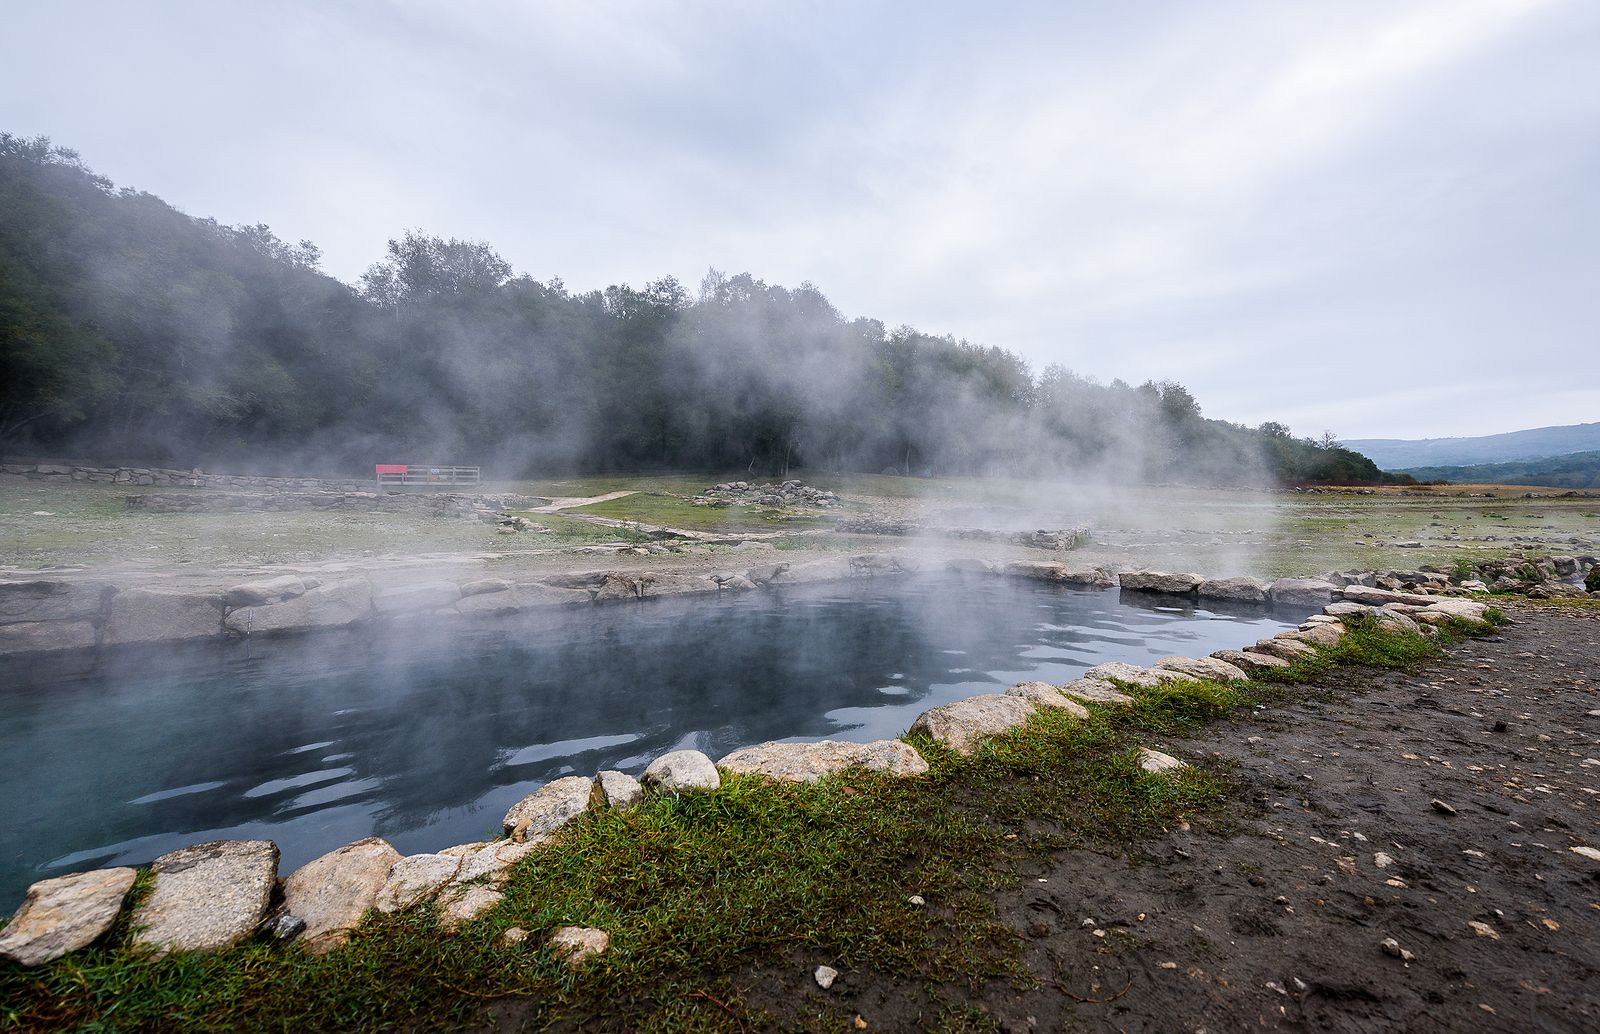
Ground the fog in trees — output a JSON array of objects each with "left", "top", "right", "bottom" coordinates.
[{"left": 0, "top": 136, "right": 1395, "bottom": 485}]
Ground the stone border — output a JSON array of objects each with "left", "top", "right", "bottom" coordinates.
[
  {"left": 1, "top": 564, "right": 1500, "bottom": 968},
  {"left": 2, "top": 460, "right": 373, "bottom": 493}
]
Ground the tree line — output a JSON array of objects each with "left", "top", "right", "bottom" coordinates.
[{"left": 0, "top": 134, "right": 1403, "bottom": 485}]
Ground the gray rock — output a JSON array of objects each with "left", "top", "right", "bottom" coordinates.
[
  {"left": 457, "top": 578, "right": 513, "bottom": 597},
  {"left": 1005, "top": 681, "right": 1091, "bottom": 717},
  {"left": 456, "top": 583, "right": 593, "bottom": 614},
  {"left": 642, "top": 750, "right": 721, "bottom": 792},
  {"left": 0, "top": 579, "right": 113, "bottom": 623},
  {"left": 1338, "top": 585, "right": 1444, "bottom": 607},
  {"left": 501, "top": 775, "right": 594, "bottom": 838},
  {"left": 1268, "top": 578, "right": 1337, "bottom": 606},
  {"left": 1058, "top": 677, "right": 1137, "bottom": 706},
  {"left": 0, "top": 867, "right": 137, "bottom": 967},
  {"left": 224, "top": 580, "right": 372, "bottom": 635},
  {"left": 1249, "top": 637, "right": 1318, "bottom": 661},
  {"left": 102, "top": 587, "right": 223, "bottom": 645},
  {"left": 718, "top": 739, "right": 930, "bottom": 783},
  {"left": 0, "top": 619, "right": 98, "bottom": 656},
  {"left": 1210, "top": 649, "right": 1290, "bottom": 674},
  {"left": 1283, "top": 623, "right": 1344, "bottom": 648},
  {"left": 1154, "top": 655, "right": 1248, "bottom": 681},
  {"left": 222, "top": 575, "right": 306, "bottom": 607},
  {"left": 1119, "top": 570, "right": 1203, "bottom": 594},
  {"left": 909, "top": 694, "right": 1036, "bottom": 754},
  {"left": 266, "top": 912, "right": 306, "bottom": 942},
  {"left": 593, "top": 770, "right": 644, "bottom": 809},
  {"left": 1137, "top": 748, "right": 1186, "bottom": 774},
  {"left": 281, "top": 836, "right": 401, "bottom": 954},
  {"left": 1197, "top": 576, "right": 1269, "bottom": 603},
  {"left": 771, "top": 557, "right": 855, "bottom": 583},
  {"left": 375, "top": 854, "right": 461, "bottom": 914},
  {"left": 548, "top": 925, "right": 610, "bottom": 968},
  {"left": 372, "top": 582, "right": 461, "bottom": 615},
  {"left": 1424, "top": 599, "right": 1489, "bottom": 621},
  {"left": 434, "top": 884, "right": 504, "bottom": 931},
  {"left": 1082, "top": 661, "right": 1178, "bottom": 688},
  {"left": 814, "top": 964, "right": 839, "bottom": 989},
  {"left": 451, "top": 839, "right": 540, "bottom": 887},
  {"left": 130, "top": 840, "right": 279, "bottom": 955}
]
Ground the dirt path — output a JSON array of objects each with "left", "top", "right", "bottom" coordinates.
[
  {"left": 526, "top": 490, "right": 639, "bottom": 512},
  {"left": 753, "top": 604, "right": 1600, "bottom": 1032}
]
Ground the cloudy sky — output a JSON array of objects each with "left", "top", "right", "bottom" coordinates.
[{"left": 5, "top": 0, "right": 1597, "bottom": 439}]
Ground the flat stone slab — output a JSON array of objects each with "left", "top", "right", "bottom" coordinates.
[
  {"left": 225, "top": 580, "right": 372, "bottom": 635},
  {"left": 1338, "top": 585, "right": 1445, "bottom": 607},
  {"left": 909, "top": 694, "right": 1035, "bottom": 754},
  {"left": 1210, "top": 649, "right": 1290, "bottom": 674},
  {"left": 375, "top": 854, "right": 460, "bottom": 914},
  {"left": 1005, "top": 681, "right": 1091, "bottom": 717},
  {"left": 1155, "top": 655, "right": 1248, "bottom": 682},
  {"left": 718, "top": 739, "right": 930, "bottom": 783},
  {"left": 457, "top": 583, "right": 593, "bottom": 614},
  {"left": 642, "top": 750, "right": 721, "bottom": 792},
  {"left": 222, "top": 575, "right": 307, "bottom": 607},
  {"left": 0, "top": 579, "right": 114, "bottom": 623},
  {"left": 130, "top": 840, "right": 279, "bottom": 955},
  {"left": 1119, "top": 570, "right": 1203, "bottom": 594},
  {"left": 1424, "top": 599, "right": 1489, "bottom": 621},
  {"left": 502, "top": 775, "right": 594, "bottom": 838},
  {"left": 0, "top": 867, "right": 137, "bottom": 967},
  {"left": 1268, "top": 578, "right": 1337, "bottom": 606},
  {"left": 1058, "top": 677, "right": 1137, "bottom": 706},
  {"left": 1249, "top": 637, "right": 1318, "bottom": 661},
  {"left": 548, "top": 925, "right": 610, "bottom": 967},
  {"left": 436, "top": 885, "right": 504, "bottom": 931},
  {"left": 1082, "top": 662, "right": 1178, "bottom": 689},
  {"left": 1284, "top": 623, "right": 1344, "bottom": 648},
  {"left": 103, "top": 587, "right": 223, "bottom": 645},
  {"left": 0, "top": 619, "right": 98, "bottom": 655},
  {"left": 594, "top": 770, "right": 644, "bottom": 809},
  {"left": 282, "top": 837, "right": 401, "bottom": 954},
  {"left": 1197, "top": 576, "right": 1268, "bottom": 602}
]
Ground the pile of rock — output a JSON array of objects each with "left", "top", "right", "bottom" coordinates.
[
  {"left": 833, "top": 516, "right": 1091, "bottom": 552},
  {"left": 693, "top": 480, "right": 839, "bottom": 508},
  {"left": 1472, "top": 555, "right": 1599, "bottom": 598}
]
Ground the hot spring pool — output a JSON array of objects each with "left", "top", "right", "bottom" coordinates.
[{"left": 0, "top": 574, "right": 1304, "bottom": 907}]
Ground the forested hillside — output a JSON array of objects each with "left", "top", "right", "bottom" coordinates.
[
  {"left": 1400, "top": 452, "right": 1600, "bottom": 489},
  {"left": 0, "top": 135, "right": 1398, "bottom": 485}
]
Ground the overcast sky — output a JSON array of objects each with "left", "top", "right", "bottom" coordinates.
[{"left": 5, "top": 0, "right": 1597, "bottom": 440}]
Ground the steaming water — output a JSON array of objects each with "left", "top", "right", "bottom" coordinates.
[{"left": 0, "top": 575, "right": 1302, "bottom": 908}]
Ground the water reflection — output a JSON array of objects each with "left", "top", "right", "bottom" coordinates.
[{"left": 0, "top": 575, "right": 1300, "bottom": 907}]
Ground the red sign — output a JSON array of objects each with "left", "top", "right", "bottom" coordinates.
[{"left": 374, "top": 464, "right": 408, "bottom": 475}]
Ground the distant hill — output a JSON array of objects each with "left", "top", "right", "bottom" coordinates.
[
  {"left": 1396, "top": 451, "right": 1600, "bottom": 489},
  {"left": 1343, "top": 423, "right": 1600, "bottom": 469}
]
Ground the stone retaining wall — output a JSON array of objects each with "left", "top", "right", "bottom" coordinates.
[
  {"left": 2, "top": 460, "right": 373, "bottom": 492},
  {"left": 123, "top": 491, "right": 529, "bottom": 517}
]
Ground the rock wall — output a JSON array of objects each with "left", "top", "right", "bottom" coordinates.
[
  {"left": 2, "top": 460, "right": 373, "bottom": 492},
  {"left": 123, "top": 491, "right": 527, "bottom": 517}
]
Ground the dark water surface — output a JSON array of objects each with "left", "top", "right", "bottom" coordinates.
[{"left": 0, "top": 575, "right": 1302, "bottom": 907}]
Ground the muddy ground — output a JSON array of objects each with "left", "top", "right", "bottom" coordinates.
[{"left": 745, "top": 603, "right": 1600, "bottom": 1033}]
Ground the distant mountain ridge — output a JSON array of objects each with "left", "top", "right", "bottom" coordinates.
[{"left": 1343, "top": 422, "right": 1600, "bottom": 470}]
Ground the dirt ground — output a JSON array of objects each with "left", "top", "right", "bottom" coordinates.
[{"left": 747, "top": 603, "right": 1600, "bottom": 1033}]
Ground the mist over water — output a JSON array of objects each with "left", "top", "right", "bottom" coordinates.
[{"left": 0, "top": 575, "right": 1303, "bottom": 908}]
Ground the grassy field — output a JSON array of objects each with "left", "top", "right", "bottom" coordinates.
[{"left": 1, "top": 473, "right": 1594, "bottom": 576}]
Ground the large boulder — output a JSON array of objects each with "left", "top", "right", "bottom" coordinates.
[
  {"left": 1268, "top": 578, "right": 1337, "bottom": 607},
  {"left": 718, "top": 739, "right": 929, "bottom": 783},
  {"left": 501, "top": 776, "right": 594, "bottom": 838},
  {"left": 222, "top": 575, "right": 307, "bottom": 608},
  {"left": 1119, "top": 571, "right": 1203, "bottom": 594},
  {"left": 451, "top": 839, "right": 540, "bottom": 887},
  {"left": 1154, "top": 655, "right": 1248, "bottom": 681},
  {"left": 1197, "top": 576, "right": 1269, "bottom": 603},
  {"left": 1081, "top": 661, "right": 1178, "bottom": 689},
  {"left": 225, "top": 580, "right": 372, "bottom": 635},
  {"left": 102, "top": 587, "right": 223, "bottom": 645},
  {"left": 641, "top": 750, "right": 721, "bottom": 792},
  {"left": 1284, "top": 623, "right": 1344, "bottom": 648},
  {"left": 909, "top": 694, "right": 1035, "bottom": 754},
  {"left": 281, "top": 837, "right": 401, "bottom": 954},
  {"left": 0, "top": 620, "right": 97, "bottom": 656},
  {"left": 1248, "top": 636, "right": 1318, "bottom": 661},
  {"left": 130, "top": 840, "right": 279, "bottom": 954},
  {"left": 1338, "top": 585, "right": 1443, "bottom": 607},
  {"left": 372, "top": 582, "right": 461, "bottom": 615},
  {"left": 1005, "top": 681, "right": 1091, "bottom": 717},
  {"left": 0, "top": 867, "right": 137, "bottom": 967},
  {"left": 1423, "top": 599, "right": 1489, "bottom": 622},
  {"left": 0, "top": 579, "right": 114, "bottom": 623},
  {"left": 375, "top": 854, "right": 460, "bottom": 914},
  {"left": 457, "top": 583, "right": 592, "bottom": 614}
]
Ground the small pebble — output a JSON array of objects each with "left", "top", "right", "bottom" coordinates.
[{"left": 814, "top": 965, "right": 838, "bottom": 990}]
